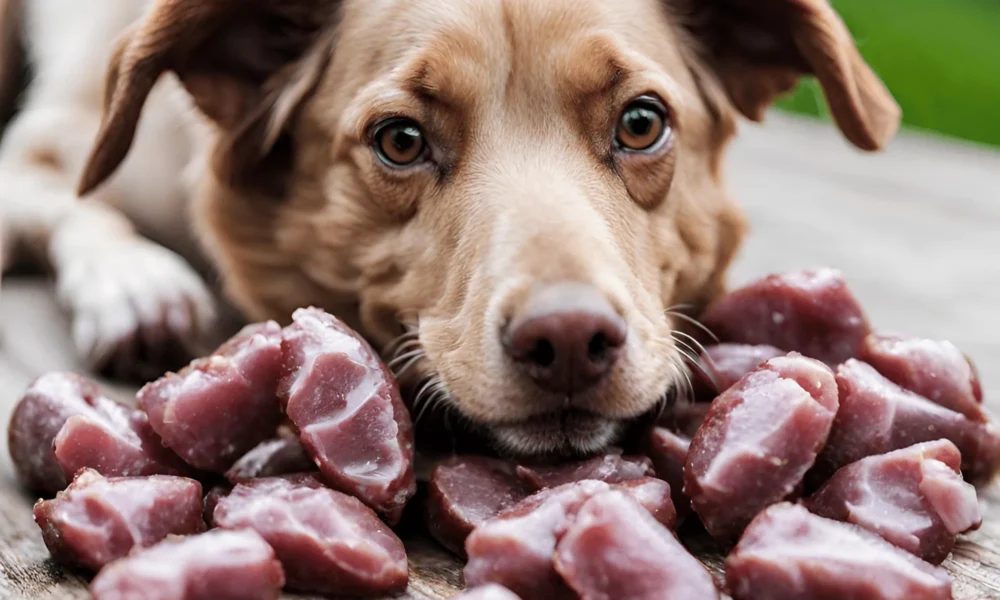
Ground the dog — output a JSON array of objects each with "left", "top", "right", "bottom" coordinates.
[{"left": 0, "top": 0, "right": 899, "bottom": 457}]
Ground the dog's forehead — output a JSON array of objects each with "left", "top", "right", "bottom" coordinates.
[{"left": 345, "top": 0, "right": 686, "bottom": 107}]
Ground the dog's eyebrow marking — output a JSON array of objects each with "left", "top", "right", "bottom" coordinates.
[{"left": 562, "top": 34, "right": 633, "bottom": 101}]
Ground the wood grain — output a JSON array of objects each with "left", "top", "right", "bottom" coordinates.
[{"left": 2, "top": 113, "right": 999, "bottom": 599}]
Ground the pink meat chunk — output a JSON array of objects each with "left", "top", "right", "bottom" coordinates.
[
  {"left": 425, "top": 456, "right": 530, "bottom": 557},
  {"left": 643, "top": 427, "right": 693, "bottom": 521},
  {"left": 89, "top": 529, "right": 285, "bottom": 600},
  {"left": 278, "top": 307, "right": 416, "bottom": 524},
  {"left": 137, "top": 321, "right": 285, "bottom": 472},
  {"left": 658, "top": 402, "right": 711, "bottom": 438},
  {"left": 725, "top": 503, "right": 952, "bottom": 600},
  {"left": 212, "top": 475, "right": 408, "bottom": 595},
  {"left": 464, "top": 480, "right": 607, "bottom": 599},
  {"left": 463, "top": 479, "right": 676, "bottom": 599},
  {"left": 685, "top": 354, "right": 839, "bottom": 541},
  {"left": 515, "top": 451, "right": 654, "bottom": 491},
  {"left": 32, "top": 469, "right": 205, "bottom": 571},
  {"left": 554, "top": 490, "right": 719, "bottom": 600},
  {"left": 452, "top": 584, "right": 523, "bottom": 600},
  {"left": 694, "top": 343, "right": 787, "bottom": 397},
  {"left": 8, "top": 372, "right": 186, "bottom": 495},
  {"left": 817, "top": 359, "right": 1000, "bottom": 485},
  {"left": 805, "top": 440, "right": 981, "bottom": 564},
  {"left": 224, "top": 431, "right": 315, "bottom": 484},
  {"left": 700, "top": 268, "right": 870, "bottom": 365},
  {"left": 861, "top": 332, "right": 986, "bottom": 421}
]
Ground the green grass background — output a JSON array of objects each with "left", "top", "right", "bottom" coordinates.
[{"left": 775, "top": 0, "right": 1000, "bottom": 149}]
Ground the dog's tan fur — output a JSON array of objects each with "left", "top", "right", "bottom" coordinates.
[{"left": 1, "top": 0, "right": 899, "bottom": 455}]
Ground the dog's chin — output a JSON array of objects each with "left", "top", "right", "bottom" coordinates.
[{"left": 486, "top": 409, "right": 625, "bottom": 458}]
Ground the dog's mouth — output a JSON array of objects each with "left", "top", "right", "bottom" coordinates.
[{"left": 485, "top": 408, "right": 627, "bottom": 458}]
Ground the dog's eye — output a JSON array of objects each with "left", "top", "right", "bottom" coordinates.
[
  {"left": 615, "top": 97, "right": 670, "bottom": 152},
  {"left": 373, "top": 118, "right": 426, "bottom": 167}
]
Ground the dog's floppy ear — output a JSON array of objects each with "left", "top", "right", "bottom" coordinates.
[
  {"left": 78, "top": 0, "right": 338, "bottom": 196},
  {"left": 677, "top": 0, "right": 901, "bottom": 151}
]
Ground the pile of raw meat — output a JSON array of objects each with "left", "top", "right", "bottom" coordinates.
[{"left": 7, "top": 268, "right": 997, "bottom": 600}]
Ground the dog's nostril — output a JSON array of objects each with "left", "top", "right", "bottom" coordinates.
[
  {"left": 503, "top": 282, "right": 627, "bottom": 395},
  {"left": 587, "top": 332, "right": 611, "bottom": 362},
  {"left": 528, "top": 339, "right": 556, "bottom": 367}
]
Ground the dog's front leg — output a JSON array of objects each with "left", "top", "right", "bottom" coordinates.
[{"left": 0, "top": 106, "right": 215, "bottom": 381}]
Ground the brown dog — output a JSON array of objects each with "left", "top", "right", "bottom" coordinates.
[{"left": 6, "top": 0, "right": 899, "bottom": 457}]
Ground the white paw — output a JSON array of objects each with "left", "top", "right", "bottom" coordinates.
[{"left": 56, "top": 240, "right": 217, "bottom": 381}]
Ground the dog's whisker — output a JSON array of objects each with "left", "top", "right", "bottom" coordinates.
[
  {"left": 386, "top": 348, "right": 424, "bottom": 377},
  {"left": 394, "top": 353, "right": 426, "bottom": 381},
  {"left": 383, "top": 330, "right": 419, "bottom": 357},
  {"left": 665, "top": 309, "right": 719, "bottom": 343},
  {"left": 670, "top": 335, "right": 718, "bottom": 387}
]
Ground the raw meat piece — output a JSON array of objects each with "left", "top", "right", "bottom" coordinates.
[
  {"left": 464, "top": 480, "right": 606, "bottom": 599},
  {"left": 451, "top": 584, "right": 522, "bottom": 599},
  {"left": 225, "top": 431, "right": 314, "bottom": 484},
  {"left": 817, "top": 359, "right": 1000, "bottom": 484},
  {"left": 137, "top": 321, "right": 285, "bottom": 472},
  {"left": 89, "top": 529, "right": 285, "bottom": 600},
  {"left": 614, "top": 477, "right": 678, "bottom": 529},
  {"left": 8, "top": 372, "right": 185, "bottom": 494},
  {"left": 463, "top": 479, "right": 676, "bottom": 599},
  {"left": 861, "top": 332, "right": 985, "bottom": 421},
  {"left": 33, "top": 469, "right": 205, "bottom": 571},
  {"left": 700, "top": 268, "right": 870, "bottom": 365},
  {"left": 693, "top": 343, "right": 786, "bottom": 397},
  {"left": 725, "top": 503, "right": 952, "bottom": 600},
  {"left": 643, "top": 427, "right": 692, "bottom": 521},
  {"left": 279, "top": 307, "right": 416, "bottom": 524},
  {"left": 425, "top": 456, "right": 530, "bottom": 557},
  {"left": 685, "top": 354, "right": 838, "bottom": 541},
  {"left": 658, "top": 402, "right": 711, "bottom": 438},
  {"left": 515, "top": 451, "right": 654, "bottom": 490},
  {"left": 805, "top": 440, "right": 981, "bottom": 564},
  {"left": 554, "top": 490, "right": 719, "bottom": 600},
  {"left": 212, "top": 475, "right": 408, "bottom": 595}
]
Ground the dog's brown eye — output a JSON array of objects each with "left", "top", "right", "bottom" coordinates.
[
  {"left": 374, "top": 118, "right": 426, "bottom": 167},
  {"left": 615, "top": 98, "right": 669, "bottom": 152}
]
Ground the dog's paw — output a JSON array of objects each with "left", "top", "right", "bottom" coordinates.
[{"left": 56, "top": 239, "right": 217, "bottom": 382}]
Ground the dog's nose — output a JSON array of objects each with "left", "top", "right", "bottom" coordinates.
[{"left": 503, "top": 283, "right": 627, "bottom": 395}]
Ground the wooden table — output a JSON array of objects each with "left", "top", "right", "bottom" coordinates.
[{"left": 2, "top": 112, "right": 999, "bottom": 599}]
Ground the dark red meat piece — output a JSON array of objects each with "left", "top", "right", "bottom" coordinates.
[
  {"left": 452, "top": 584, "right": 523, "bottom": 600},
  {"left": 861, "top": 332, "right": 985, "bottom": 421},
  {"left": 685, "top": 354, "right": 838, "bottom": 541},
  {"left": 33, "top": 469, "right": 205, "bottom": 571},
  {"left": 464, "top": 480, "right": 605, "bottom": 599},
  {"left": 89, "top": 529, "right": 285, "bottom": 600},
  {"left": 614, "top": 477, "right": 678, "bottom": 529},
  {"left": 725, "top": 503, "right": 952, "bottom": 600},
  {"left": 224, "top": 430, "right": 314, "bottom": 484},
  {"left": 515, "top": 451, "right": 654, "bottom": 491},
  {"left": 278, "top": 307, "right": 416, "bottom": 524},
  {"left": 137, "top": 321, "right": 285, "bottom": 472},
  {"left": 212, "top": 475, "right": 408, "bottom": 596},
  {"left": 700, "top": 268, "right": 870, "bottom": 365},
  {"left": 425, "top": 456, "right": 530, "bottom": 557},
  {"left": 8, "top": 372, "right": 186, "bottom": 495},
  {"left": 554, "top": 490, "right": 719, "bottom": 600},
  {"left": 643, "top": 427, "right": 692, "bottom": 521},
  {"left": 694, "top": 343, "right": 787, "bottom": 397},
  {"left": 463, "top": 478, "right": 676, "bottom": 599},
  {"left": 658, "top": 402, "right": 711, "bottom": 438},
  {"left": 817, "top": 359, "right": 1000, "bottom": 484},
  {"left": 804, "top": 440, "right": 981, "bottom": 564}
]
